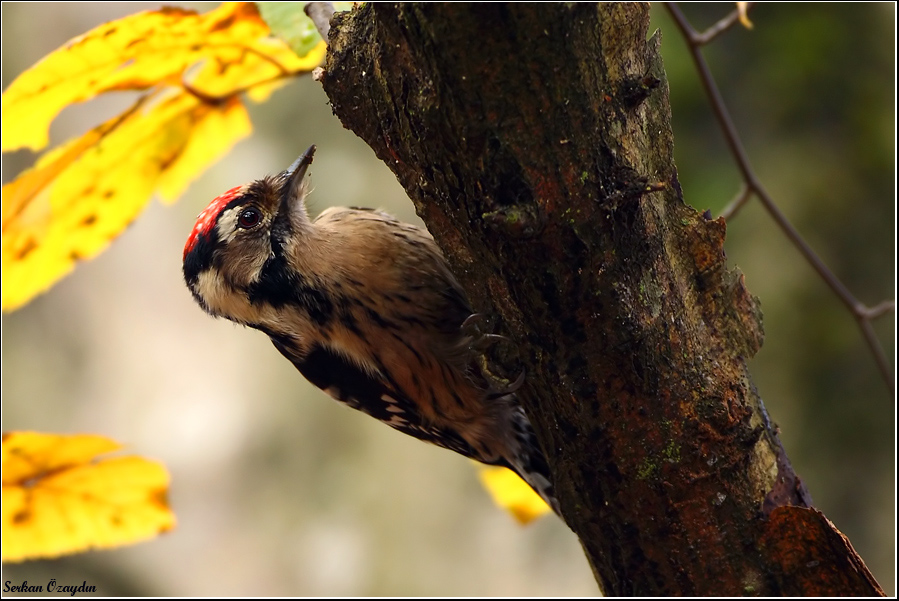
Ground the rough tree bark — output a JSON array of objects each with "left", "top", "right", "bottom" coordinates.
[{"left": 316, "top": 3, "right": 883, "bottom": 596}]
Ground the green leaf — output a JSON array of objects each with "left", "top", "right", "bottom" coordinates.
[{"left": 256, "top": 3, "right": 322, "bottom": 57}]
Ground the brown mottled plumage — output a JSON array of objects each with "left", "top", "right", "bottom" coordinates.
[{"left": 183, "top": 146, "right": 555, "bottom": 509}]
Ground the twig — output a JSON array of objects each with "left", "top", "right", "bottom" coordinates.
[
  {"left": 693, "top": 2, "right": 757, "bottom": 45},
  {"left": 665, "top": 3, "right": 895, "bottom": 394},
  {"left": 860, "top": 300, "right": 896, "bottom": 320},
  {"left": 719, "top": 183, "right": 753, "bottom": 221},
  {"left": 305, "top": 2, "right": 335, "bottom": 42}
]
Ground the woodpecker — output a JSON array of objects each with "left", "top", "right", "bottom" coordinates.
[{"left": 182, "top": 146, "right": 557, "bottom": 511}]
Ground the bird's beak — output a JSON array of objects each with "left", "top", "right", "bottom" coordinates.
[
  {"left": 280, "top": 144, "right": 316, "bottom": 217},
  {"left": 286, "top": 145, "right": 316, "bottom": 189}
]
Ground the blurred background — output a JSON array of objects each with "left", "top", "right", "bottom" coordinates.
[{"left": 2, "top": 3, "right": 894, "bottom": 596}]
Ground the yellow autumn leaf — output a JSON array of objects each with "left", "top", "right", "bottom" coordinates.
[
  {"left": 2, "top": 432, "right": 175, "bottom": 563},
  {"left": 477, "top": 465, "right": 551, "bottom": 524},
  {"left": 1, "top": 89, "right": 251, "bottom": 312},
  {"left": 1, "top": 2, "right": 324, "bottom": 312},
  {"left": 1, "top": 2, "right": 322, "bottom": 152},
  {"left": 187, "top": 30, "right": 325, "bottom": 102}
]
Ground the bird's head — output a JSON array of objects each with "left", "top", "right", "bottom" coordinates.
[{"left": 182, "top": 145, "right": 316, "bottom": 320}]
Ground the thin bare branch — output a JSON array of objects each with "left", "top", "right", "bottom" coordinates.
[
  {"left": 305, "top": 2, "right": 335, "bottom": 42},
  {"left": 719, "top": 183, "right": 753, "bottom": 221},
  {"left": 665, "top": 3, "right": 894, "bottom": 394},
  {"left": 694, "top": 2, "right": 757, "bottom": 45},
  {"left": 858, "top": 317, "right": 895, "bottom": 388},
  {"left": 861, "top": 300, "right": 896, "bottom": 320}
]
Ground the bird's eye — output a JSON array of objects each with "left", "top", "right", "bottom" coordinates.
[{"left": 237, "top": 207, "right": 262, "bottom": 229}]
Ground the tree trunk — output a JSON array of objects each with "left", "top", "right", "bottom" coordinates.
[{"left": 318, "top": 3, "right": 883, "bottom": 596}]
